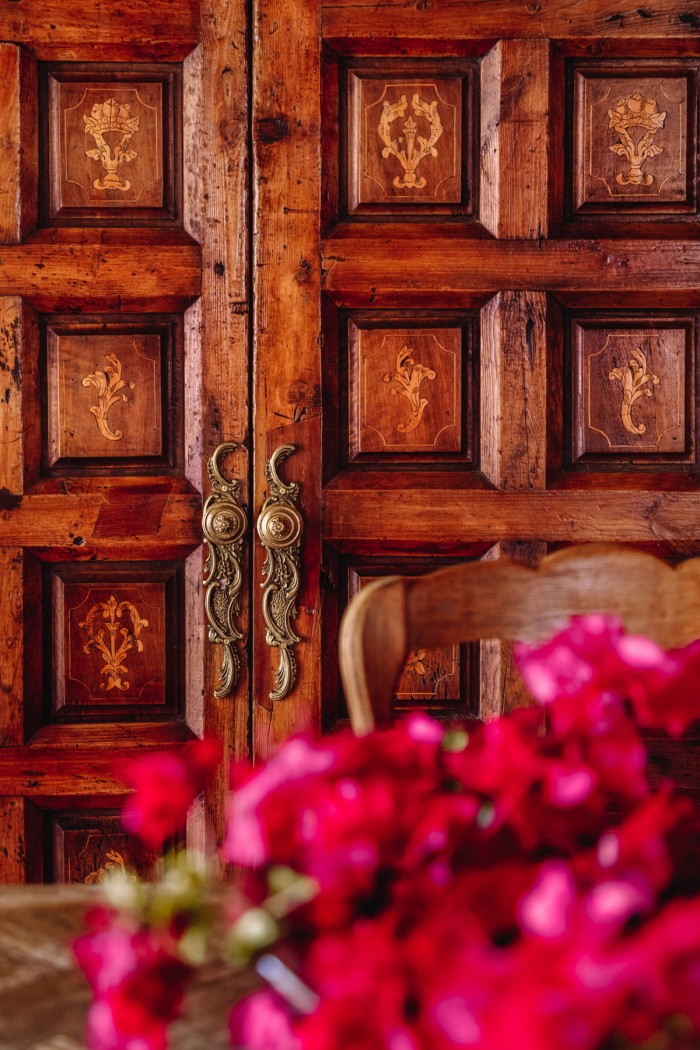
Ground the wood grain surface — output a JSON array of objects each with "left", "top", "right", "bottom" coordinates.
[
  {"left": 0, "top": 45, "right": 37, "bottom": 244},
  {"left": 323, "top": 1, "right": 700, "bottom": 44},
  {"left": 0, "top": 239, "right": 199, "bottom": 312},
  {"left": 324, "top": 489, "right": 700, "bottom": 552},
  {"left": 480, "top": 40, "right": 550, "bottom": 239},
  {"left": 251, "top": 0, "right": 324, "bottom": 754},
  {"left": 0, "top": 0, "right": 199, "bottom": 61},
  {"left": 322, "top": 238, "right": 700, "bottom": 305}
]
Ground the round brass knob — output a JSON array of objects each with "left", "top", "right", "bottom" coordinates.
[
  {"left": 202, "top": 503, "right": 247, "bottom": 545},
  {"left": 256, "top": 504, "right": 303, "bottom": 550}
]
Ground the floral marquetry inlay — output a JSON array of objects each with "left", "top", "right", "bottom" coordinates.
[
  {"left": 48, "top": 75, "right": 165, "bottom": 213},
  {"left": 51, "top": 815, "right": 163, "bottom": 884},
  {"left": 350, "top": 326, "right": 462, "bottom": 457},
  {"left": 347, "top": 71, "right": 465, "bottom": 211},
  {"left": 608, "top": 347, "right": 660, "bottom": 436},
  {"left": 378, "top": 94, "right": 444, "bottom": 190},
  {"left": 351, "top": 568, "right": 464, "bottom": 709},
  {"left": 607, "top": 93, "right": 666, "bottom": 188},
  {"left": 382, "top": 346, "right": 437, "bottom": 434},
  {"left": 79, "top": 594, "right": 149, "bottom": 692},
  {"left": 84, "top": 850, "right": 137, "bottom": 884},
  {"left": 573, "top": 69, "right": 691, "bottom": 212},
  {"left": 571, "top": 322, "right": 691, "bottom": 464},
  {"left": 82, "top": 353, "right": 135, "bottom": 441},
  {"left": 47, "top": 331, "right": 162, "bottom": 464},
  {"left": 83, "top": 97, "right": 141, "bottom": 192},
  {"left": 56, "top": 577, "right": 170, "bottom": 712}
]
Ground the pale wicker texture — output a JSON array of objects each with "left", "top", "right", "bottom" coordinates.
[{"left": 0, "top": 885, "right": 256, "bottom": 1050}]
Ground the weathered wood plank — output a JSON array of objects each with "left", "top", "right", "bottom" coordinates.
[
  {"left": 0, "top": 0, "right": 199, "bottom": 60},
  {"left": 324, "top": 490, "right": 700, "bottom": 550},
  {"left": 252, "top": 0, "right": 323, "bottom": 754},
  {"left": 323, "top": 0, "right": 700, "bottom": 42},
  {"left": 0, "top": 491, "right": 201, "bottom": 553},
  {"left": 0, "top": 549, "right": 23, "bottom": 749},
  {"left": 481, "top": 291, "right": 547, "bottom": 491},
  {"left": 479, "top": 287, "right": 549, "bottom": 719},
  {"left": 0, "top": 241, "right": 201, "bottom": 312},
  {"left": 183, "top": 0, "right": 250, "bottom": 871},
  {"left": 0, "top": 798, "right": 26, "bottom": 883},
  {"left": 0, "top": 46, "right": 37, "bottom": 244},
  {"left": 322, "top": 238, "right": 700, "bottom": 304},
  {"left": 0, "top": 740, "right": 193, "bottom": 795},
  {"left": 480, "top": 40, "right": 550, "bottom": 240},
  {"left": 0, "top": 298, "right": 25, "bottom": 496}
]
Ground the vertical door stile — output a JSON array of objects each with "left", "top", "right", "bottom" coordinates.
[
  {"left": 184, "top": 0, "right": 250, "bottom": 866},
  {"left": 479, "top": 39, "right": 552, "bottom": 716},
  {"left": 252, "top": 0, "right": 324, "bottom": 755}
]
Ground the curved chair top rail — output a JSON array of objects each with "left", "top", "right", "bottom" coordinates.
[{"left": 338, "top": 544, "right": 700, "bottom": 735}]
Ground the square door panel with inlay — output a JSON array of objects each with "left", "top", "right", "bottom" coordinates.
[
  {"left": 43, "top": 315, "right": 181, "bottom": 474},
  {"left": 570, "top": 317, "right": 695, "bottom": 466},
  {"left": 345, "top": 63, "right": 474, "bottom": 217},
  {"left": 48, "top": 563, "right": 183, "bottom": 722},
  {"left": 571, "top": 63, "right": 696, "bottom": 216},
  {"left": 42, "top": 65, "right": 180, "bottom": 224},
  {"left": 343, "top": 315, "right": 477, "bottom": 467},
  {"left": 50, "top": 813, "right": 163, "bottom": 885},
  {"left": 347, "top": 564, "right": 476, "bottom": 718}
]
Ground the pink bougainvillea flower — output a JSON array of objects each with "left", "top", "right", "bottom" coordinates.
[
  {"left": 515, "top": 614, "right": 629, "bottom": 706},
  {"left": 223, "top": 718, "right": 447, "bottom": 923},
  {"left": 229, "top": 989, "right": 300, "bottom": 1050},
  {"left": 74, "top": 912, "right": 192, "bottom": 1050},
  {"left": 611, "top": 896, "right": 700, "bottom": 1041},
  {"left": 622, "top": 636, "right": 700, "bottom": 736},
  {"left": 224, "top": 738, "right": 337, "bottom": 867},
  {"left": 516, "top": 614, "right": 700, "bottom": 736},
  {"left": 121, "top": 736, "right": 221, "bottom": 849}
]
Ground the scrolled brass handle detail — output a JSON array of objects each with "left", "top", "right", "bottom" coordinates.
[
  {"left": 202, "top": 442, "right": 248, "bottom": 698},
  {"left": 257, "top": 444, "right": 304, "bottom": 701}
]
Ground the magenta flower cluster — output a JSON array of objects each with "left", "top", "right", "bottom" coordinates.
[{"left": 74, "top": 615, "right": 700, "bottom": 1050}]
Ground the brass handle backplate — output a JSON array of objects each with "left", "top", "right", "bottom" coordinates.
[
  {"left": 257, "top": 444, "right": 304, "bottom": 701},
  {"left": 202, "top": 442, "right": 248, "bottom": 698}
]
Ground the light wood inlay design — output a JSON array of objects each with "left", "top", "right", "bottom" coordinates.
[
  {"left": 573, "top": 69, "right": 692, "bottom": 212},
  {"left": 348, "top": 72, "right": 462, "bottom": 209},
  {"left": 78, "top": 593, "right": 150, "bottom": 693},
  {"left": 572, "top": 322, "right": 691, "bottom": 462},
  {"left": 48, "top": 76, "right": 164, "bottom": 214},
  {"left": 51, "top": 814, "right": 162, "bottom": 885},
  {"left": 82, "top": 352, "right": 136, "bottom": 442},
  {"left": 350, "top": 325, "right": 461, "bottom": 456},
  {"left": 47, "top": 332, "right": 162, "bottom": 464},
  {"left": 608, "top": 347, "right": 660, "bottom": 436},
  {"left": 57, "top": 580, "right": 166, "bottom": 710}
]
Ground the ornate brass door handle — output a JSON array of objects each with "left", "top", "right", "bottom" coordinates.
[
  {"left": 202, "top": 442, "right": 248, "bottom": 698},
  {"left": 256, "top": 444, "right": 304, "bottom": 701}
]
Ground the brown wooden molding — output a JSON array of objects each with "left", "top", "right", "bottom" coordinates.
[
  {"left": 324, "top": 488, "right": 700, "bottom": 550},
  {"left": 0, "top": 489, "right": 201, "bottom": 553},
  {"left": 322, "top": 238, "right": 700, "bottom": 304},
  {"left": 323, "top": 2, "right": 700, "bottom": 45},
  {"left": 0, "top": 240, "right": 200, "bottom": 311},
  {"left": 0, "top": 0, "right": 199, "bottom": 61}
]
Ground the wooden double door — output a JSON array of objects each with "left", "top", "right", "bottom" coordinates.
[{"left": 1, "top": 0, "right": 699, "bottom": 882}]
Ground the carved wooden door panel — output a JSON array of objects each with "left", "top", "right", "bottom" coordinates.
[
  {"left": 251, "top": 0, "right": 700, "bottom": 799},
  {"left": 0, "top": 0, "right": 249, "bottom": 882}
]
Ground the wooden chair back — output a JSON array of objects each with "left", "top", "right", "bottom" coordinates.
[{"left": 339, "top": 545, "right": 700, "bottom": 735}]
